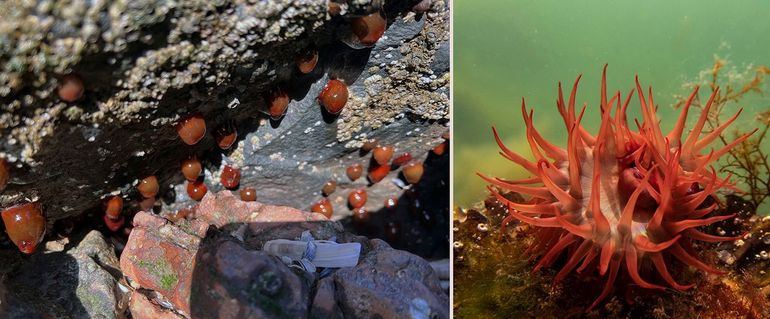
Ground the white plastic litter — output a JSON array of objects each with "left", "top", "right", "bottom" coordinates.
[{"left": 263, "top": 231, "right": 361, "bottom": 269}]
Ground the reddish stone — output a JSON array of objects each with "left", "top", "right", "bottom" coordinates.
[
  {"left": 129, "top": 291, "right": 184, "bottom": 319},
  {"left": 194, "top": 190, "right": 328, "bottom": 230},
  {"left": 120, "top": 212, "right": 205, "bottom": 314}
]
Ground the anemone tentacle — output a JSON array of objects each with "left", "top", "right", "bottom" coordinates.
[{"left": 482, "top": 66, "right": 752, "bottom": 310}]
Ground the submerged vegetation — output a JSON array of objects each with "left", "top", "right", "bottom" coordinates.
[
  {"left": 674, "top": 57, "right": 770, "bottom": 212},
  {"left": 455, "top": 59, "right": 770, "bottom": 318}
]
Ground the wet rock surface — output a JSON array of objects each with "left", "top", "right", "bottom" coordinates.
[
  {"left": 0, "top": 0, "right": 450, "bottom": 255},
  {"left": 0, "top": 1, "right": 449, "bottom": 317},
  {"left": 119, "top": 190, "right": 448, "bottom": 318}
]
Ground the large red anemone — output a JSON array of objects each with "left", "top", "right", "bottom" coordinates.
[{"left": 479, "top": 66, "right": 756, "bottom": 310}]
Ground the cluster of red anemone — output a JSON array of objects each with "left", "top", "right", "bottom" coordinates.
[
  {"left": 0, "top": 7, "right": 414, "bottom": 255},
  {"left": 480, "top": 66, "right": 756, "bottom": 309}
]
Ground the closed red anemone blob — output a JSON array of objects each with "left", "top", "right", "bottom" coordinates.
[
  {"left": 0, "top": 158, "right": 9, "bottom": 193},
  {"left": 103, "top": 214, "right": 125, "bottom": 232},
  {"left": 372, "top": 145, "right": 393, "bottom": 165},
  {"left": 367, "top": 163, "right": 390, "bottom": 184},
  {"left": 104, "top": 196, "right": 123, "bottom": 220},
  {"left": 215, "top": 124, "right": 237, "bottom": 150},
  {"left": 321, "top": 181, "right": 337, "bottom": 196},
  {"left": 402, "top": 161, "right": 424, "bottom": 184},
  {"left": 432, "top": 142, "right": 447, "bottom": 156},
  {"left": 311, "top": 198, "right": 334, "bottom": 219},
  {"left": 391, "top": 152, "right": 412, "bottom": 167},
  {"left": 176, "top": 113, "right": 206, "bottom": 145},
  {"left": 295, "top": 48, "right": 319, "bottom": 74},
  {"left": 384, "top": 197, "right": 398, "bottom": 210},
  {"left": 57, "top": 74, "right": 84, "bottom": 102},
  {"left": 166, "top": 207, "right": 193, "bottom": 222},
  {"left": 348, "top": 189, "right": 367, "bottom": 209},
  {"left": 318, "top": 79, "right": 348, "bottom": 114},
  {"left": 187, "top": 180, "right": 208, "bottom": 201},
  {"left": 351, "top": 13, "right": 386, "bottom": 46},
  {"left": 1, "top": 203, "right": 46, "bottom": 254},
  {"left": 384, "top": 221, "right": 400, "bottom": 244},
  {"left": 346, "top": 163, "right": 363, "bottom": 181},
  {"left": 240, "top": 187, "right": 257, "bottom": 201},
  {"left": 266, "top": 87, "right": 290, "bottom": 120},
  {"left": 181, "top": 157, "right": 202, "bottom": 182},
  {"left": 361, "top": 139, "right": 378, "bottom": 152},
  {"left": 220, "top": 165, "right": 241, "bottom": 189},
  {"left": 352, "top": 207, "right": 370, "bottom": 226},
  {"left": 137, "top": 176, "right": 159, "bottom": 198}
]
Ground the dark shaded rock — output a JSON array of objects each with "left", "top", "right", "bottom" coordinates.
[
  {"left": 333, "top": 239, "right": 449, "bottom": 319},
  {"left": 121, "top": 190, "right": 448, "bottom": 318},
  {"left": 1, "top": 230, "right": 123, "bottom": 318},
  {"left": 190, "top": 240, "right": 310, "bottom": 319},
  {"left": 0, "top": 0, "right": 450, "bottom": 253},
  {"left": 310, "top": 277, "right": 343, "bottom": 319}
]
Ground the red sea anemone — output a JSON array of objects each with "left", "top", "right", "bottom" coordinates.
[{"left": 479, "top": 66, "right": 757, "bottom": 310}]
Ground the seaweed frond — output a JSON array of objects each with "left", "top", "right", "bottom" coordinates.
[{"left": 674, "top": 56, "right": 770, "bottom": 211}]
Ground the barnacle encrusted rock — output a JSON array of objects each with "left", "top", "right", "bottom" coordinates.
[{"left": 0, "top": 0, "right": 450, "bottom": 228}]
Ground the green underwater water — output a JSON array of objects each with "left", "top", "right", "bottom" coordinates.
[{"left": 454, "top": 0, "right": 770, "bottom": 210}]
